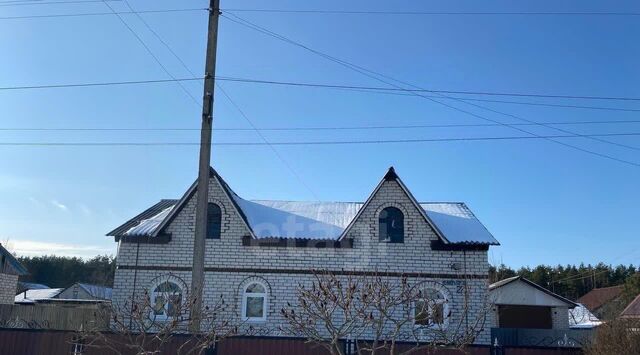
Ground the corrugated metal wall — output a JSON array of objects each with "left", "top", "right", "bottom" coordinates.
[{"left": 0, "top": 330, "right": 583, "bottom": 355}]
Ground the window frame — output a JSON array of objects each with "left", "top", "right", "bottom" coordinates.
[
  {"left": 378, "top": 206, "right": 405, "bottom": 243},
  {"left": 413, "top": 288, "right": 450, "bottom": 329},
  {"left": 150, "top": 280, "right": 184, "bottom": 321},
  {"left": 206, "top": 202, "right": 222, "bottom": 239},
  {"left": 241, "top": 281, "right": 268, "bottom": 322}
]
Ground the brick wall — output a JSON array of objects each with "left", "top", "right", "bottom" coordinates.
[
  {"left": 0, "top": 273, "right": 18, "bottom": 304},
  {"left": 113, "top": 176, "right": 493, "bottom": 344}
]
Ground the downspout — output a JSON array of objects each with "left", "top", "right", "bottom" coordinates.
[
  {"left": 463, "top": 250, "right": 469, "bottom": 331},
  {"left": 129, "top": 242, "right": 140, "bottom": 329}
]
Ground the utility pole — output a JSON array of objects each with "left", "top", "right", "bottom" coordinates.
[{"left": 190, "top": 0, "right": 220, "bottom": 333}]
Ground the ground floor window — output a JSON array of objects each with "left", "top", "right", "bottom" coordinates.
[
  {"left": 242, "top": 281, "right": 268, "bottom": 322},
  {"left": 414, "top": 288, "right": 449, "bottom": 328},
  {"left": 150, "top": 280, "right": 183, "bottom": 320}
]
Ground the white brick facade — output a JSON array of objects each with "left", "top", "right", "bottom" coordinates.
[
  {"left": 0, "top": 273, "right": 18, "bottom": 304},
  {"left": 113, "top": 175, "right": 494, "bottom": 344}
]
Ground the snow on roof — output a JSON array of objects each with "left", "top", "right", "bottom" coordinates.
[
  {"left": 569, "top": 303, "right": 602, "bottom": 329},
  {"left": 234, "top": 199, "right": 361, "bottom": 239},
  {"left": 116, "top": 198, "right": 497, "bottom": 244},
  {"left": 124, "top": 206, "right": 174, "bottom": 237},
  {"left": 421, "top": 203, "right": 498, "bottom": 245},
  {"left": 15, "top": 288, "right": 63, "bottom": 304}
]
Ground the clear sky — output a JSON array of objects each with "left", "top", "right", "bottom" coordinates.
[{"left": 0, "top": 0, "right": 639, "bottom": 267}]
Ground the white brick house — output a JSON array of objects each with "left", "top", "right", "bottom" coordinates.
[{"left": 109, "top": 167, "right": 499, "bottom": 344}]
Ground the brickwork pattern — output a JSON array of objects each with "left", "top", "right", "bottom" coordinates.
[
  {"left": 113, "top": 177, "right": 493, "bottom": 344},
  {"left": 0, "top": 273, "right": 18, "bottom": 304}
]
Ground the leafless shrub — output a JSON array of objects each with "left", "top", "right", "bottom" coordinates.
[
  {"left": 280, "top": 270, "right": 488, "bottom": 355},
  {"left": 77, "top": 286, "right": 240, "bottom": 355},
  {"left": 584, "top": 318, "right": 640, "bottom": 355}
]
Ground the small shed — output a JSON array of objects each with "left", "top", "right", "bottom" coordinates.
[
  {"left": 56, "top": 283, "right": 112, "bottom": 301},
  {"left": 490, "top": 276, "right": 578, "bottom": 329}
]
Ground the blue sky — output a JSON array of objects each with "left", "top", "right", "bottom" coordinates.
[{"left": 0, "top": 0, "right": 639, "bottom": 267}]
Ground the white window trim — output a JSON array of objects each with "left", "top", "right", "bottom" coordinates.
[
  {"left": 413, "top": 288, "right": 450, "bottom": 329},
  {"left": 241, "top": 281, "right": 268, "bottom": 322},
  {"left": 149, "top": 277, "right": 185, "bottom": 322}
]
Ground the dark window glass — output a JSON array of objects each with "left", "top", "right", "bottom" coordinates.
[
  {"left": 207, "top": 203, "right": 221, "bottom": 239},
  {"left": 379, "top": 207, "right": 404, "bottom": 243}
]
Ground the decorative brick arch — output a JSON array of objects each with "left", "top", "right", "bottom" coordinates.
[
  {"left": 198, "top": 198, "right": 232, "bottom": 235},
  {"left": 237, "top": 276, "right": 272, "bottom": 321},
  {"left": 374, "top": 202, "right": 411, "bottom": 241}
]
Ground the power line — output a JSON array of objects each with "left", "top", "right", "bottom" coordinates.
[
  {"left": 2, "top": 120, "right": 640, "bottom": 132},
  {"left": 0, "top": 77, "right": 203, "bottom": 90},
  {"left": 215, "top": 76, "right": 640, "bottom": 102},
  {"left": 1, "top": 132, "right": 639, "bottom": 147},
  {"left": 100, "top": 0, "right": 201, "bottom": 106},
  {"left": 115, "top": 0, "right": 320, "bottom": 199},
  {"left": 217, "top": 84, "right": 320, "bottom": 199},
  {"left": 0, "top": 0, "right": 119, "bottom": 6},
  {"left": 222, "top": 13, "right": 640, "bottom": 167},
  {"left": 222, "top": 8, "right": 640, "bottom": 16},
  {"left": 3, "top": 75, "right": 640, "bottom": 111},
  {"left": 0, "top": 8, "right": 205, "bottom": 20}
]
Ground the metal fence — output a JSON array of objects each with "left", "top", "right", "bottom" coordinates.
[
  {"left": 0, "top": 303, "right": 108, "bottom": 331},
  {"left": 491, "top": 328, "right": 594, "bottom": 348}
]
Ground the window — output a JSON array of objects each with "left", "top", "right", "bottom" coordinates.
[
  {"left": 150, "top": 281, "right": 183, "bottom": 320},
  {"left": 414, "top": 288, "right": 449, "bottom": 328},
  {"left": 379, "top": 207, "right": 404, "bottom": 243},
  {"left": 242, "top": 282, "right": 267, "bottom": 322},
  {"left": 207, "top": 203, "right": 221, "bottom": 239}
]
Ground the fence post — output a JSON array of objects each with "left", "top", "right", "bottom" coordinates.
[{"left": 491, "top": 337, "right": 504, "bottom": 355}]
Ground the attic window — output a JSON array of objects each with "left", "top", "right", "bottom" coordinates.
[
  {"left": 207, "top": 203, "right": 221, "bottom": 239},
  {"left": 379, "top": 207, "right": 404, "bottom": 243}
]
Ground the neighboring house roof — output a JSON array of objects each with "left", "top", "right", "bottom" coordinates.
[
  {"left": 75, "top": 283, "right": 113, "bottom": 300},
  {"left": 16, "top": 282, "right": 49, "bottom": 294},
  {"left": 0, "top": 243, "right": 28, "bottom": 276},
  {"left": 490, "top": 276, "right": 578, "bottom": 308},
  {"left": 14, "top": 288, "right": 63, "bottom": 304},
  {"left": 569, "top": 303, "right": 602, "bottom": 329},
  {"left": 108, "top": 167, "right": 499, "bottom": 245},
  {"left": 620, "top": 293, "right": 640, "bottom": 318},
  {"left": 577, "top": 285, "right": 624, "bottom": 312}
]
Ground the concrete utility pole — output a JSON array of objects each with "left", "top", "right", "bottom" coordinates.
[{"left": 190, "top": 0, "right": 220, "bottom": 333}]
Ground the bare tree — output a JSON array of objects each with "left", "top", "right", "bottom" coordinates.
[
  {"left": 78, "top": 286, "right": 240, "bottom": 355},
  {"left": 280, "top": 270, "right": 489, "bottom": 355},
  {"left": 585, "top": 318, "right": 640, "bottom": 355}
]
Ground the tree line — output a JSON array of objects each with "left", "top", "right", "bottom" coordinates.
[
  {"left": 490, "top": 263, "right": 638, "bottom": 301},
  {"left": 17, "top": 255, "right": 115, "bottom": 288}
]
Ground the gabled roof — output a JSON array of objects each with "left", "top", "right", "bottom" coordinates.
[
  {"left": 577, "top": 285, "right": 624, "bottom": 312},
  {"left": 74, "top": 283, "right": 113, "bottom": 300},
  {"left": 569, "top": 303, "right": 602, "bottom": 329},
  {"left": 0, "top": 243, "right": 28, "bottom": 276},
  {"left": 16, "top": 282, "right": 49, "bottom": 294},
  {"left": 107, "top": 167, "right": 499, "bottom": 245},
  {"left": 108, "top": 199, "right": 178, "bottom": 238},
  {"left": 620, "top": 293, "right": 640, "bottom": 318},
  {"left": 15, "top": 288, "right": 63, "bottom": 304},
  {"left": 490, "top": 276, "right": 578, "bottom": 308}
]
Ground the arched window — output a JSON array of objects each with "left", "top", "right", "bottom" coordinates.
[
  {"left": 242, "top": 282, "right": 268, "bottom": 322},
  {"left": 207, "top": 203, "right": 221, "bottom": 239},
  {"left": 414, "top": 288, "right": 449, "bottom": 328},
  {"left": 379, "top": 207, "right": 404, "bottom": 243},
  {"left": 150, "top": 280, "right": 183, "bottom": 320}
]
